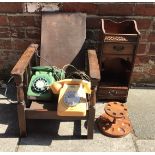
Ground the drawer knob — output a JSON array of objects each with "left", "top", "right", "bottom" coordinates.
[
  {"left": 113, "top": 45, "right": 124, "bottom": 51},
  {"left": 109, "top": 90, "right": 118, "bottom": 96}
]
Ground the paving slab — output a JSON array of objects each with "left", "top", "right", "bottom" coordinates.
[
  {"left": 17, "top": 134, "right": 53, "bottom": 152},
  {"left": 48, "top": 133, "right": 136, "bottom": 152},
  {"left": 0, "top": 138, "right": 19, "bottom": 152},
  {"left": 136, "top": 140, "right": 155, "bottom": 152},
  {"left": 2, "top": 86, "right": 155, "bottom": 152},
  {"left": 0, "top": 101, "right": 19, "bottom": 152},
  {"left": 18, "top": 132, "right": 136, "bottom": 152},
  {"left": 127, "top": 89, "right": 155, "bottom": 139},
  {"left": 95, "top": 102, "right": 105, "bottom": 117},
  {"left": 17, "top": 110, "right": 136, "bottom": 152},
  {"left": 18, "top": 126, "right": 136, "bottom": 152}
]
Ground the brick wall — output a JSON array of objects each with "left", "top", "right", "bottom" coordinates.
[{"left": 0, "top": 2, "right": 155, "bottom": 85}]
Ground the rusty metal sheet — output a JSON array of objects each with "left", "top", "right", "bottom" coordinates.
[{"left": 40, "top": 13, "right": 86, "bottom": 68}]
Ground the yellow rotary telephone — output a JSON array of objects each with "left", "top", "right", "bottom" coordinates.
[{"left": 49, "top": 79, "right": 91, "bottom": 116}]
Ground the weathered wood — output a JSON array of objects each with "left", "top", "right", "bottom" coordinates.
[
  {"left": 16, "top": 83, "right": 25, "bottom": 103},
  {"left": 17, "top": 104, "right": 27, "bottom": 137},
  {"left": 25, "top": 110, "right": 87, "bottom": 120},
  {"left": 87, "top": 86, "right": 96, "bottom": 139},
  {"left": 87, "top": 50, "right": 101, "bottom": 81},
  {"left": 11, "top": 44, "right": 38, "bottom": 106},
  {"left": 103, "top": 43, "right": 135, "bottom": 55},
  {"left": 11, "top": 44, "right": 38, "bottom": 76},
  {"left": 11, "top": 13, "right": 99, "bottom": 139},
  {"left": 29, "top": 101, "right": 57, "bottom": 111},
  {"left": 98, "top": 19, "right": 140, "bottom": 101},
  {"left": 97, "top": 86, "right": 128, "bottom": 99},
  {"left": 87, "top": 106, "right": 95, "bottom": 139},
  {"left": 89, "top": 86, "right": 97, "bottom": 107}
]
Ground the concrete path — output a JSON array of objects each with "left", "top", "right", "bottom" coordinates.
[{"left": 0, "top": 87, "right": 155, "bottom": 152}]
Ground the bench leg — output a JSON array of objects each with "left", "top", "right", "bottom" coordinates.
[
  {"left": 87, "top": 106, "right": 95, "bottom": 139},
  {"left": 17, "top": 104, "right": 27, "bottom": 137}
]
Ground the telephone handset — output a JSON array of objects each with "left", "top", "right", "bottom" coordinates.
[
  {"left": 50, "top": 79, "right": 91, "bottom": 94},
  {"left": 49, "top": 79, "right": 91, "bottom": 116}
]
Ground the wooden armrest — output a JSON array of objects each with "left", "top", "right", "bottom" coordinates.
[
  {"left": 87, "top": 49, "right": 101, "bottom": 83},
  {"left": 11, "top": 44, "right": 39, "bottom": 77}
]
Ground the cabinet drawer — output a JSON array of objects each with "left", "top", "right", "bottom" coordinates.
[
  {"left": 97, "top": 86, "right": 128, "bottom": 101},
  {"left": 103, "top": 43, "right": 134, "bottom": 55},
  {"left": 102, "top": 55, "right": 133, "bottom": 64}
]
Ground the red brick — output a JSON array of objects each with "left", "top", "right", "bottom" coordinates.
[
  {"left": 136, "top": 18, "right": 151, "bottom": 30},
  {"left": 0, "top": 15, "right": 8, "bottom": 26},
  {"left": 134, "top": 56, "right": 141, "bottom": 65},
  {"left": 135, "top": 55, "right": 155, "bottom": 65},
  {"left": 98, "top": 4, "right": 134, "bottom": 16},
  {"left": 26, "top": 28, "right": 40, "bottom": 39},
  {"left": 11, "top": 39, "right": 40, "bottom": 50},
  {"left": 0, "top": 39, "right": 11, "bottom": 49},
  {"left": 139, "top": 31, "right": 148, "bottom": 42},
  {"left": 148, "top": 32, "right": 155, "bottom": 42},
  {"left": 0, "top": 60, "right": 4, "bottom": 70},
  {"left": 86, "top": 17, "right": 101, "bottom": 29},
  {"left": 149, "top": 44, "right": 155, "bottom": 55},
  {"left": 8, "top": 16, "right": 36, "bottom": 27},
  {"left": 10, "top": 27, "right": 25, "bottom": 38},
  {"left": 60, "top": 3, "right": 98, "bottom": 14},
  {"left": 152, "top": 20, "right": 155, "bottom": 30},
  {"left": 137, "top": 43, "right": 147, "bottom": 54},
  {"left": 0, "top": 28, "right": 11, "bottom": 38},
  {"left": 0, "top": 3, "right": 23, "bottom": 13},
  {"left": 11, "top": 39, "right": 32, "bottom": 50},
  {"left": 34, "top": 15, "right": 41, "bottom": 28},
  {"left": 135, "top": 4, "right": 155, "bottom": 16},
  {"left": 86, "top": 30, "right": 100, "bottom": 41},
  {"left": 83, "top": 40, "right": 99, "bottom": 50},
  {"left": 130, "top": 72, "right": 146, "bottom": 83},
  {"left": 150, "top": 66, "right": 155, "bottom": 74}
]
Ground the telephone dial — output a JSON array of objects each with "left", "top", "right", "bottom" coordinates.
[
  {"left": 27, "top": 66, "right": 65, "bottom": 100},
  {"left": 49, "top": 79, "right": 91, "bottom": 116}
]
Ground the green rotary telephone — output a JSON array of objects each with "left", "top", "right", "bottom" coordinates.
[{"left": 27, "top": 66, "right": 65, "bottom": 101}]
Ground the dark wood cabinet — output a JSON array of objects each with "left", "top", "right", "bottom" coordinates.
[{"left": 97, "top": 19, "right": 140, "bottom": 102}]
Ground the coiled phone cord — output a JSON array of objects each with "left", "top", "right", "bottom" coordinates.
[
  {"left": 62, "top": 64, "right": 91, "bottom": 81},
  {"left": 4, "top": 76, "right": 17, "bottom": 103},
  {"left": 36, "top": 50, "right": 91, "bottom": 82}
]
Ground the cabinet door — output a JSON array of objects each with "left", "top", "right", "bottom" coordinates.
[{"left": 102, "top": 55, "right": 133, "bottom": 65}]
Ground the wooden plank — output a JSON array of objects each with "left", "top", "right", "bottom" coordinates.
[
  {"left": 17, "top": 104, "right": 27, "bottom": 137},
  {"left": 11, "top": 44, "right": 38, "bottom": 76},
  {"left": 25, "top": 110, "right": 88, "bottom": 120},
  {"left": 29, "top": 101, "right": 57, "bottom": 111},
  {"left": 87, "top": 106, "right": 95, "bottom": 139},
  {"left": 87, "top": 50, "right": 100, "bottom": 81}
]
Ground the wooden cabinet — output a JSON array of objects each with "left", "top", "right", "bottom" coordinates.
[{"left": 97, "top": 19, "right": 140, "bottom": 102}]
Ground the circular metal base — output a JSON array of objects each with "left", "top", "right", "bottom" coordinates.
[
  {"left": 97, "top": 102, "right": 132, "bottom": 138},
  {"left": 104, "top": 101, "right": 128, "bottom": 118},
  {"left": 97, "top": 115, "right": 132, "bottom": 138}
]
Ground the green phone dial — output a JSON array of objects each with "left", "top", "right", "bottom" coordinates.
[{"left": 27, "top": 66, "right": 65, "bottom": 100}]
